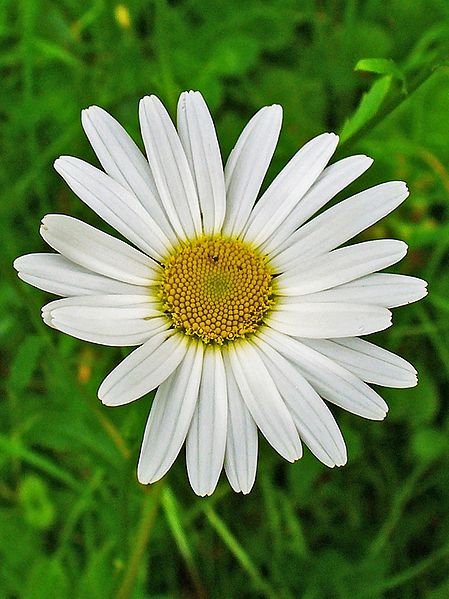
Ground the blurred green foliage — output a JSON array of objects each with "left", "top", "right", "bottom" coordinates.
[{"left": 1, "top": 0, "right": 449, "bottom": 597}]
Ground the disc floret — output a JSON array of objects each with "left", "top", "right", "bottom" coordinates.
[{"left": 160, "top": 238, "right": 273, "bottom": 343}]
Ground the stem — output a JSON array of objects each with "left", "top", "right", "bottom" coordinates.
[
  {"left": 205, "top": 506, "right": 279, "bottom": 599},
  {"left": 367, "top": 462, "right": 427, "bottom": 557},
  {"left": 116, "top": 482, "right": 165, "bottom": 599},
  {"left": 360, "top": 539, "right": 449, "bottom": 598}
]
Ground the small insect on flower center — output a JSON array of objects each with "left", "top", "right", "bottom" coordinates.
[{"left": 160, "top": 238, "right": 274, "bottom": 344}]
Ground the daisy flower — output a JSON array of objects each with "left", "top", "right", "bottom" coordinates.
[{"left": 14, "top": 91, "right": 427, "bottom": 496}]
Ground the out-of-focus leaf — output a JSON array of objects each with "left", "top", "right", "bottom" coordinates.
[
  {"left": 23, "top": 558, "right": 69, "bottom": 599},
  {"left": 19, "top": 474, "right": 55, "bottom": 530},
  {"left": 209, "top": 36, "right": 260, "bottom": 77},
  {"left": 8, "top": 336, "right": 45, "bottom": 395},
  {"left": 340, "top": 75, "right": 392, "bottom": 143},
  {"left": 76, "top": 542, "right": 116, "bottom": 599},
  {"left": 388, "top": 372, "right": 439, "bottom": 426},
  {"left": 355, "top": 58, "right": 405, "bottom": 81},
  {"left": 32, "top": 38, "right": 81, "bottom": 66},
  {"left": 411, "top": 429, "right": 448, "bottom": 463}
]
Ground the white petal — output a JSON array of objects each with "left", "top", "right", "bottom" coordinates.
[
  {"left": 223, "top": 357, "right": 258, "bottom": 494},
  {"left": 43, "top": 293, "right": 159, "bottom": 315},
  {"left": 268, "top": 303, "right": 392, "bottom": 338},
  {"left": 222, "top": 105, "right": 283, "bottom": 237},
  {"left": 285, "top": 273, "right": 428, "bottom": 308},
  {"left": 42, "top": 294, "right": 163, "bottom": 346},
  {"left": 54, "top": 156, "right": 172, "bottom": 261},
  {"left": 98, "top": 331, "right": 188, "bottom": 406},
  {"left": 276, "top": 240, "right": 408, "bottom": 296},
  {"left": 139, "top": 95, "right": 202, "bottom": 239},
  {"left": 138, "top": 341, "right": 203, "bottom": 484},
  {"left": 14, "top": 253, "right": 149, "bottom": 297},
  {"left": 300, "top": 337, "right": 417, "bottom": 388},
  {"left": 260, "top": 328, "right": 388, "bottom": 420},
  {"left": 254, "top": 337, "right": 347, "bottom": 467},
  {"left": 243, "top": 133, "right": 339, "bottom": 247},
  {"left": 81, "top": 106, "right": 178, "bottom": 245},
  {"left": 48, "top": 312, "right": 168, "bottom": 347},
  {"left": 262, "top": 155, "right": 373, "bottom": 255},
  {"left": 177, "top": 91, "right": 226, "bottom": 235},
  {"left": 227, "top": 342, "right": 302, "bottom": 461},
  {"left": 272, "top": 181, "right": 409, "bottom": 271},
  {"left": 40, "top": 214, "right": 159, "bottom": 285},
  {"left": 186, "top": 346, "right": 227, "bottom": 496}
]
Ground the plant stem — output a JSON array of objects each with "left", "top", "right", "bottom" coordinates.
[{"left": 116, "top": 482, "right": 165, "bottom": 599}]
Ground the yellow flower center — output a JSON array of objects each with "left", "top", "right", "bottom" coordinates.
[{"left": 160, "top": 238, "right": 273, "bottom": 344}]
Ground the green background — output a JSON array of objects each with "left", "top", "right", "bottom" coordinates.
[{"left": 1, "top": 1, "right": 449, "bottom": 597}]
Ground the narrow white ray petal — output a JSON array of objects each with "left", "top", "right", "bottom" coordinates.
[
  {"left": 276, "top": 240, "right": 408, "bottom": 296},
  {"left": 98, "top": 331, "right": 188, "bottom": 406},
  {"left": 186, "top": 346, "right": 227, "bottom": 496},
  {"left": 54, "top": 157, "right": 172, "bottom": 260},
  {"left": 268, "top": 303, "right": 392, "bottom": 338},
  {"left": 42, "top": 294, "right": 161, "bottom": 317},
  {"left": 222, "top": 105, "right": 283, "bottom": 237},
  {"left": 271, "top": 181, "right": 409, "bottom": 270},
  {"left": 40, "top": 214, "right": 160, "bottom": 285},
  {"left": 14, "top": 254, "right": 149, "bottom": 297},
  {"left": 138, "top": 341, "right": 203, "bottom": 484},
  {"left": 81, "top": 106, "right": 178, "bottom": 245},
  {"left": 177, "top": 91, "right": 226, "bottom": 236},
  {"left": 139, "top": 95, "right": 202, "bottom": 239},
  {"left": 301, "top": 338, "right": 417, "bottom": 388},
  {"left": 244, "top": 133, "right": 339, "bottom": 247},
  {"left": 48, "top": 312, "right": 168, "bottom": 347},
  {"left": 262, "top": 155, "right": 373, "bottom": 255},
  {"left": 283, "top": 273, "right": 428, "bottom": 308},
  {"left": 43, "top": 296, "right": 160, "bottom": 323},
  {"left": 254, "top": 337, "right": 347, "bottom": 467},
  {"left": 260, "top": 328, "right": 388, "bottom": 420},
  {"left": 223, "top": 355, "right": 258, "bottom": 494},
  {"left": 228, "top": 342, "right": 302, "bottom": 461},
  {"left": 42, "top": 293, "right": 159, "bottom": 313}
]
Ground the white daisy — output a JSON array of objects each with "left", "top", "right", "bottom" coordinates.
[{"left": 14, "top": 91, "right": 427, "bottom": 496}]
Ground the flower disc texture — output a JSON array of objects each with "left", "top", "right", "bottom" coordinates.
[{"left": 14, "top": 91, "right": 428, "bottom": 496}]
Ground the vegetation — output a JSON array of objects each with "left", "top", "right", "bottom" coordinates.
[{"left": 2, "top": 1, "right": 449, "bottom": 597}]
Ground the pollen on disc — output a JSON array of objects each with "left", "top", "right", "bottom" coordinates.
[{"left": 160, "top": 238, "right": 273, "bottom": 343}]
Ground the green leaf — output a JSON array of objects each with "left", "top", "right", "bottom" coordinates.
[
  {"left": 32, "top": 38, "right": 81, "bottom": 66},
  {"left": 355, "top": 58, "right": 405, "bottom": 81},
  {"left": 8, "top": 336, "right": 45, "bottom": 395},
  {"left": 411, "top": 429, "right": 448, "bottom": 464},
  {"left": 0, "top": 434, "right": 81, "bottom": 491},
  {"left": 204, "top": 506, "right": 277, "bottom": 598},
  {"left": 19, "top": 474, "right": 55, "bottom": 530},
  {"left": 388, "top": 373, "right": 439, "bottom": 426},
  {"left": 76, "top": 542, "right": 117, "bottom": 599},
  {"left": 209, "top": 36, "right": 260, "bottom": 77},
  {"left": 23, "top": 558, "right": 69, "bottom": 599},
  {"left": 340, "top": 75, "right": 392, "bottom": 143}
]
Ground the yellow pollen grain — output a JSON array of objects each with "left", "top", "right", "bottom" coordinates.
[{"left": 160, "top": 238, "right": 273, "bottom": 344}]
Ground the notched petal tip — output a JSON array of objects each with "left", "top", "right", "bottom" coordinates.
[
  {"left": 81, "top": 104, "right": 103, "bottom": 116},
  {"left": 361, "top": 154, "right": 374, "bottom": 167},
  {"left": 12, "top": 255, "right": 25, "bottom": 272},
  {"left": 97, "top": 383, "right": 113, "bottom": 406},
  {"left": 53, "top": 156, "right": 71, "bottom": 173},
  {"left": 136, "top": 464, "right": 150, "bottom": 485}
]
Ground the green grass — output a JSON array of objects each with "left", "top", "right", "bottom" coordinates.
[{"left": 2, "top": 1, "right": 449, "bottom": 597}]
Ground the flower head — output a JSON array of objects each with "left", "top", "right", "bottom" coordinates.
[{"left": 14, "top": 91, "right": 427, "bottom": 496}]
